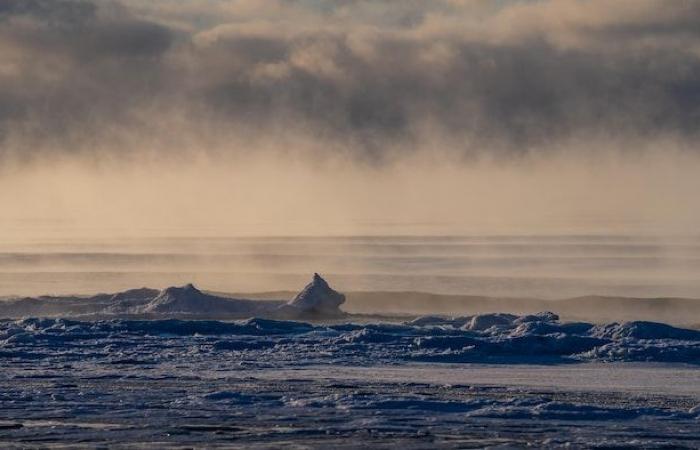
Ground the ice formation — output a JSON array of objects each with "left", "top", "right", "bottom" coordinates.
[
  {"left": 143, "top": 284, "right": 212, "bottom": 313},
  {"left": 0, "top": 274, "right": 346, "bottom": 319},
  {"left": 1, "top": 311, "right": 699, "bottom": 364},
  {"left": 0, "top": 275, "right": 699, "bottom": 364},
  {"left": 283, "top": 273, "right": 346, "bottom": 316},
  {"left": 139, "top": 283, "right": 272, "bottom": 316},
  {"left": 1, "top": 305, "right": 699, "bottom": 446}
]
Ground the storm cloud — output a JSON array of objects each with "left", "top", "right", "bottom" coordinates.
[{"left": 1, "top": 0, "right": 700, "bottom": 162}]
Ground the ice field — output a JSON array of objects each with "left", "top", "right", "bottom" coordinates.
[
  {"left": 1, "top": 313, "right": 700, "bottom": 448},
  {"left": 1, "top": 238, "right": 699, "bottom": 447}
]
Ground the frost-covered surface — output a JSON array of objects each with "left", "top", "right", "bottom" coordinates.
[{"left": 1, "top": 314, "right": 700, "bottom": 446}]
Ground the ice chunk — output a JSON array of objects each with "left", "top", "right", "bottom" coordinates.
[
  {"left": 592, "top": 321, "right": 700, "bottom": 341},
  {"left": 407, "top": 315, "right": 452, "bottom": 327},
  {"left": 284, "top": 273, "right": 345, "bottom": 316},
  {"left": 143, "top": 284, "right": 218, "bottom": 313},
  {"left": 464, "top": 313, "right": 518, "bottom": 331},
  {"left": 110, "top": 288, "right": 159, "bottom": 303},
  {"left": 514, "top": 312, "right": 559, "bottom": 324},
  {"left": 140, "top": 284, "right": 270, "bottom": 316}
]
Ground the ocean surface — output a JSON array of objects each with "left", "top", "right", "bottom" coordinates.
[{"left": 0, "top": 234, "right": 699, "bottom": 299}]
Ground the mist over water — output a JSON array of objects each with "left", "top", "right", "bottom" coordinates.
[
  {"left": 2, "top": 151, "right": 700, "bottom": 309},
  {"left": 1, "top": 234, "right": 699, "bottom": 302},
  {"left": 2, "top": 0, "right": 700, "bottom": 313}
]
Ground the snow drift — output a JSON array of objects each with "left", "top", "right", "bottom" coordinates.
[{"left": 0, "top": 274, "right": 346, "bottom": 320}]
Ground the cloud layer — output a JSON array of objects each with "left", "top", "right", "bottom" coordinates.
[{"left": 1, "top": 0, "right": 700, "bottom": 162}]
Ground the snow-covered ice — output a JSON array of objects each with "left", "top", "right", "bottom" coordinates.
[
  {"left": 2, "top": 311, "right": 700, "bottom": 367},
  {"left": 283, "top": 272, "right": 346, "bottom": 316},
  {"left": 0, "top": 273, "right": 347, "bottom": 320},
  {"left": 1, "top": 314, "right": 700, "bottom": 447},
  {"left": 1, "top": 275, "right": 700, "bottom": 447}
]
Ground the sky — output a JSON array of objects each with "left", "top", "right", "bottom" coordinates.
[{"left": 1, "top": 0, "right": 700, "bottom": 236}]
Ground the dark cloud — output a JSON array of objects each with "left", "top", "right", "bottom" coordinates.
[
  {"left": 1, "top": 0, "right": 700, "bottom": 162},
  {"left": 0, "top": 0, "right": 96, "bottom": 23},
  {"left": 0, "top": 0, "right": 175, "bottom": 159}
]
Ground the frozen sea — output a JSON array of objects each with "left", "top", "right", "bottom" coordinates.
[
  {"left": 1, "top": 315, "right": 700, "bottom": 448},
  {"left": 1, "top": 234, "right": 700, "bottom": 448}
]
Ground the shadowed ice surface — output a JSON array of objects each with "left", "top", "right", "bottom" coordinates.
[
  {"left": 1, "top": 270, "right": 700, "bottom": 447},
  {"left": 1, "top": 312, "right": 700, "bottom": 447}
]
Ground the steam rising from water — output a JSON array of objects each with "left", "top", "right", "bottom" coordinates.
[
  {"left": 1, "top": 1, "right": 699, "bottom": 305},
  {"left": 2, "top": 0, "right": 700, "bottom": 160},
  {"left": 0, "top": 0, "right": 699, "bottom": 237},
  {"left": 2, "top": 147, "right": 700, "bottom": 237}
]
